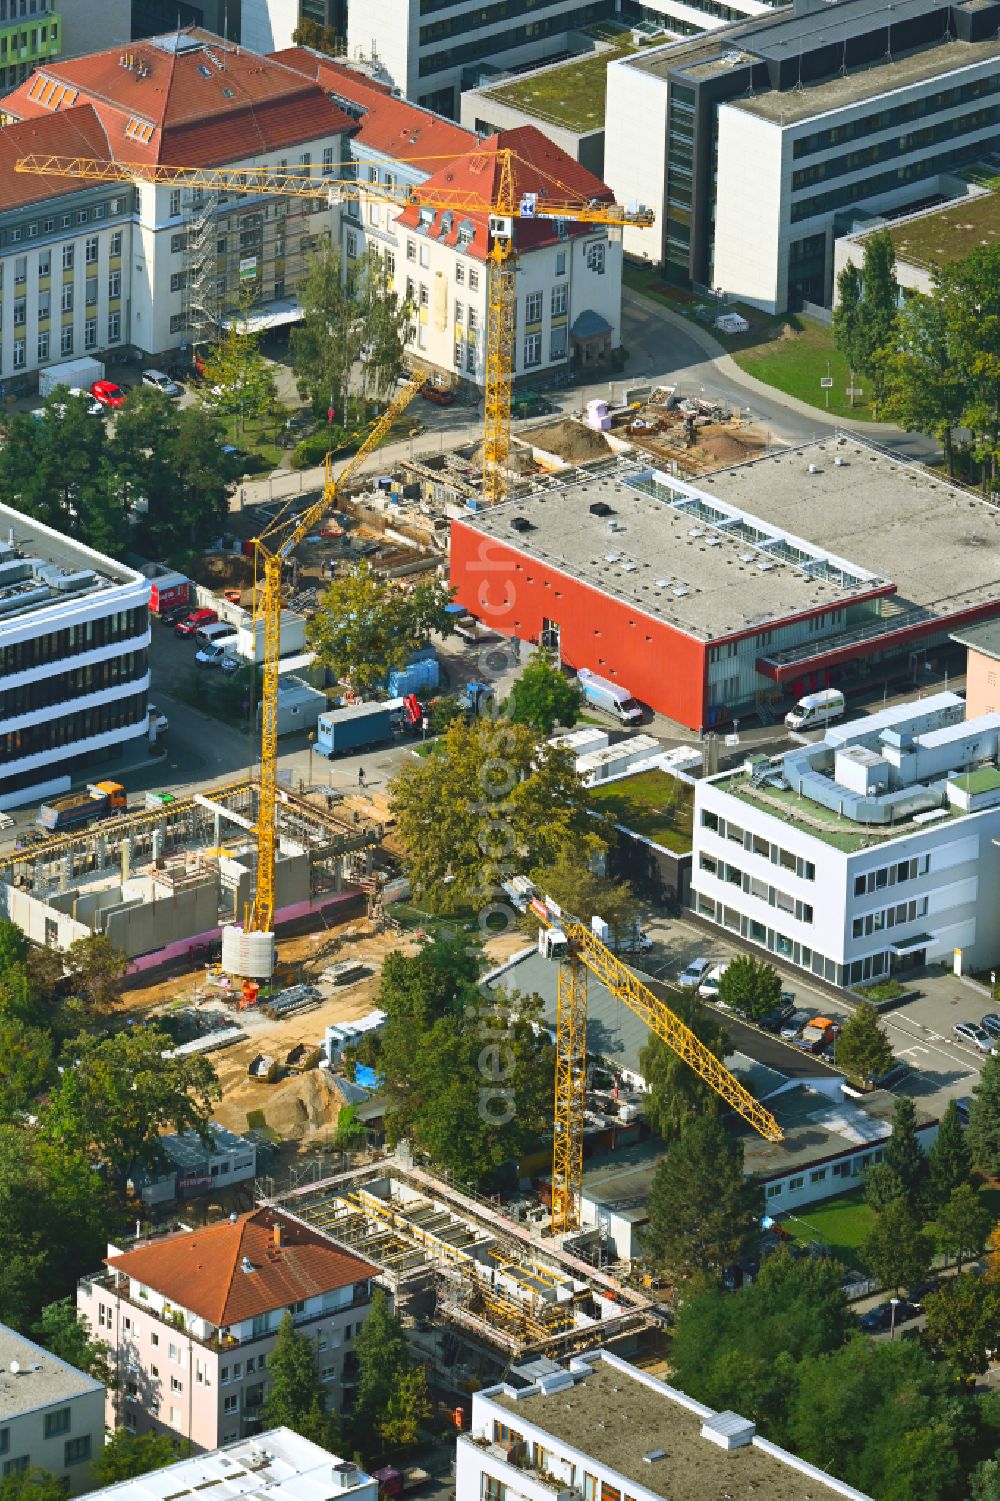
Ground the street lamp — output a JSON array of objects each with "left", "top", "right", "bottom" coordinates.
[{"left": 889, "top": 1297, "right": 900, "bottom": 1339}]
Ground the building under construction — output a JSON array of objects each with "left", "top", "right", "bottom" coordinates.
[
  {"left": 0, "top": 779, "right": 381, "bottom": 968},
  {"left": 268, "top": 1157, "right": 654, "bottom": 1393}
]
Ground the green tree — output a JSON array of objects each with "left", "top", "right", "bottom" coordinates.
[
  {"left": 0, "top": 393, "right": 123, "bottom": 553},
  {"left": 353, "top": 1289, "right": 429, "bottom": 1453},
  {"left": 0, "top": 921, "right": 29, "bottom": 971},
  {"left": 35, "top": 1298, "right": 113, "bottom": 1384},
  {"left": 529, "top": 849, "right": 639, "bottom": 950},
  {"left": 262, "top": 1312, "right": 342, "bottom": 1448},
  {"left": 0, "top": 1470, "right": 70, "bottom": 1501},
  {"left": 864, "top": 1160, "right": 906, "bottom": 1212},
  {"left": 928, "top": 1098, "right": 972, "bottom": 1207},
  {"left": 291, "top": 243, "right": 410, "bottom": 418},
  {"left": 857, "top": 230, "right": 899, "bottom": 411},
  {"left": 785, "top": 1337, "right": 968, "bottom": 1501},
  {"left": 92, "top": 1430, "right": 182, "bottom": 1485},
  {"left": 939, "top": 244, "right": 1000, "bottom": 495},
  {"left": 506, "top": 652, "right": 582, "bottom": 735},
  {"left": 639, "top": 989, "right": 728, "bottom": 1144},
  {"left": 970, "top": 1459, "right": 1000, "bottom": 1501},
  {"left": 201, "top": 298, "right": 276, "bottom": 435},
  {"left": 41, "top": 1027, "right": 220, "bottom": 1203},
  {"left": 863, "top": 1197, "right": 933, "bottom": 1292},
  {"left": 885, "top": 1094, "right": 928, "bottom": 1210},
  {"left": 426, "top": 695, "right": 465, "bottom": 736},
  {"left": 716, "top": 954, "right": 781, "bottom": 1022},
  {"left": 389, "top": 718, "right": 602, "bottom": 913},
  {"left": 291, "top": 18, "right": 343, "bottom": 54},
  {"left": 0, "top": 1020, "right": 52, "bottom": 1120},
  {"left": 0, "top": 1129, "right": 114, "bottom": 1329},
  {"left": 644, "top": 1116, "right": 763, "bottom": 1287},
  {"left": 968, "top": 1053, "right": 1000, "bottom": 1175},
  {"left": 922, "top": 1273, "right": 1000, "bottom": 1378},
  {"left": 669, "top": 1250, "right": 852, "bottom": 1435},
  {"left": 882, "top": 289, "right": 966, "bottom": 476},
  {"left": 306, "top": 560, "right": 454, "bottom": 697},
  {"left": 833, "top": 261, "right": 865, "bottom": 405},
  {"left": 63, "top": 934, "right": 128, "bottom": 1016},
  {"left": 934, "top": 1182, "right": 992, "bottom": 1270},
  {"left": 835, "top": 1000, "right": 894, "bottom": 1087}
]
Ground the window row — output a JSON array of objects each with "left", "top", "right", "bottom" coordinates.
[
  {"left": 700, "top": 809, "right": 816, "bottom": 880},
  {"left": 0, "top": 199, "right": 127, "bottom": 249},
  {"left": 851, "top": 897, "right": 929, "bottom": 939},
  {"left": 852, "top": 855, "right": 930, "bottom": 897},
  {"left": 698, "top": 853, "right": 813, "bottom": 922},
  {"left": 0, "top": 609, "right": 147, "bottom": 676},
  {"left": 0, "top": 690, "right": 147, "bottom": 765}
]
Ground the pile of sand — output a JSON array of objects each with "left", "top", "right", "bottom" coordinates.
[
  {"left": 527, "top": 418, "right": 613, "bottom": 464},
  {"left": 217, "top": 1064, "right": 346, "bottom": 1141},
  {"left": 699, "top": 429, "right": 766, "bottom": 466}
]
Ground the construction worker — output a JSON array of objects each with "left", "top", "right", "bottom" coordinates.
[{"left": 358, "top": 766, "right": 366, "bottom": 789}]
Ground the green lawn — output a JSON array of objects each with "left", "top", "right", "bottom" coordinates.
[
  {"left": 588, "top": 770, "right": 694, "bottom": 852},
  {"left": 780, "top": 1190, "right": 874, "bottom": 1274}
]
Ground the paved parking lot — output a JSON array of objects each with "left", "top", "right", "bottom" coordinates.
[{"left": 638, "top": 914, "right": 987, "bottom": 1121}]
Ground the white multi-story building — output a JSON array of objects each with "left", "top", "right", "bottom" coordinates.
[
  {"left": 0, "top": 1323, "right": 106, "bottom": 1496},
  {"left": 0, "top": 502, "right": 150, "bottom": 809},
  {"left": 459, "top": 1348, "right": 876, "bottom": 1501},
  {"left": 86, "top": 1428, "right": 377, "bottom": 1501},
  {"left": 605, "top": 0, "right": 1000, "bottom": 311},
  {"left": 692, "top": 691, "right": 1000, "bottom": 987},
  {"left": 78, "top": 1206, "right": 379, "bottom": 1451},
  {"left": 0, "top": 28, "right": 354, "bottom": 379}
]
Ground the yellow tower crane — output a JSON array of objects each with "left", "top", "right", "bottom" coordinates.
[
  {"left": 503, "top": 878, "right": 783, "bottom": 1234},
  {"left": 15, "top": 149, "right": 655, "bottom": 506}
]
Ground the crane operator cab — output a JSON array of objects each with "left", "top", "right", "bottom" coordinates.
[{"left": 539, "top": 926, "right": 568, "bottom": 961}]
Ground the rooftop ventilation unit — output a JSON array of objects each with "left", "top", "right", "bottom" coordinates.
[
  {"left": 622, "top": 561, "right": 638, "bottom": 573},
  {"left": 589, "top": 501, "right": 613, "bottom": 516},
  {"left": 605, "top": 552, "right": 621, "bottom": 564},
  {"left": 510, "top": 516, "right": 534, "bottom": 532}
]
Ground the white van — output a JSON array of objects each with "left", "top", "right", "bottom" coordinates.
[
  {"left": 196, "top": 633, "right": 239, "bottom": 666},
  {"left": 785, "top": 688, "right": 845, "bottom": 731}
]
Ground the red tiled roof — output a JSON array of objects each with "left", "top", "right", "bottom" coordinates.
[
  {"left": 395, "top": 125, "right": 615, "bottom": 261},
  {"left": 3, "top": 28, "right": 353, "bottom": 168},
  {"left": 107, "top": 1207, "right": 378, "bottom": 1327},
  {"left": 0, "top": 105, "right": 112, "bottom": 208},
  {"left": 272, "top": 45, "right": 475, "bottom": 172}
]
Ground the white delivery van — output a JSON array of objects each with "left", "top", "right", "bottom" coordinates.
[
  {"left": 785, "top": 687, "right": 845, "bottom": 731},
  {"left": 577, "top": 668, "right": 643, "bottom": 724}
]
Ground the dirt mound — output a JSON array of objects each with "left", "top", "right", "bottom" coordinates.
[
  {"left": 218, "top": 1064, "right": 345, "bottom": 1141},
  {"left": 192, "top": 552, "right": 255, "bottom": 591},
  {"left": 776, "top": 321, "right": 802, "bottom": 342},
  {"left": 699, "top": 429, "right": 766, "bottom": 466},
  {"left": 525, "top": 418, "right": 613, "bottom": 464}
]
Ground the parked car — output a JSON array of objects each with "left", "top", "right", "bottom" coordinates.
[
  {"left": 195, "top": 634, "right": 238, "bottom": 667},
  {"left": 780, "top": 1008, "right": 813, "bottom": 1041},
  {"left": 677, "top": 957, "right": 712, "bottom": 988},
  {"left": 760, "top": 1000, "right": 797, "bottom": 1033},
  {"left": 219, "top": 654, "right": 243, "bottom": 675},
  {"left": 871, "top": 1060, "right": 910, "bottom": 1091},
  {"left": 793, "top": 1016, "right": 841, "bottom": 1054},
  {"left": 982, "top": 1013, "right": 1000, "bottom": 1038},
  {"left": 174, "top": 608, "right": 218, "bottom": 639},
  {"left": 142, "top": 368, "right": 181, "bottom": 397},
  {"left": 91, "top": 379, "right": 127, "bottom": 407},
  {"left": 955, "top": 1095, "right": 973, "bottom": 1125},
  {"left": 954, "top": 1020, "right": 994, "bottom": 1053},
  {"left": 859, "top": 1299, "right": 921, "bottom": 1333},
  {"left": 159, "top": 603, "right": 191, "bottom": 627},
  {"left": 67, "top": 387, "right": 104, "bottom": 415},
  {"left": 420, "top": 380, "right": 456, "bottom": 406},
  {"left": 699, "top": 961, "right": 731, "bottom": 1000}
]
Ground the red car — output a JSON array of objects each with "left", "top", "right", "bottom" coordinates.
[
  {"left": 91, "top": 379, "right": 127, "bottom": 408},
  {"left": 420, "top": 381, "right": 456, "bottom": 406},
  {"left": 174, "top": 608, "right": 218, "bottom": 639}
]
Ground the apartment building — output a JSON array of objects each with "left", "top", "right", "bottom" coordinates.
[
  {"left": 86, "top": 1429, "right": 377, "bottom": 1501},
  {"left": 0, "top": 1323, "right": 106, "bottom": 1496},
  {"left": 0, "top": 501, "right": 150, "bottom": 808},
  {"left": 78, "top": 1207, "right": 380, "bottom": 1451},
  {"left": 605, "top": 0, "right": 1000, "bottom": 311},
  {"left": 459, "top": 1348, "right": 875, "bottom": 1501},
  {"left": 692, "top": 691, "right": 1000, "bottom": 985},
  {"left": 0, "top": 27, "right": 353, "bottom": 378},
  {"left": 279, "top": 46, "right": 623, "bottom": 388}
]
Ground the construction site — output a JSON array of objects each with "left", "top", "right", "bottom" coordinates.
[
  {"left": 0, "top": 780, "right": 382, "bottom": 968},
  {"left": 268, "top": 1155, "right": 655, "bottom": 1392}
]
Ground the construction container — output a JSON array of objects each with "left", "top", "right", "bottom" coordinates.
[{"left": 387, "top": 656, "right": 439, "bottom": 698}]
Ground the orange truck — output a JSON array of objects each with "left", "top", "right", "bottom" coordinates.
[{"left": 37, "top": 780, "right": 127, "bottom": 833}]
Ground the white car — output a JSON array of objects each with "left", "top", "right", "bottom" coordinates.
[
  {"left": 677, "top": 957, "right": 712, "bottom": 988},
  {"left": 142, "top": 368, "right": 181, "bottom": 397},
  {"left": 954, "top": 1021, "right": 994, "bottom": 1053},
  {"left": 67, "top": 388, "right": 104, "bottom": 415},
  {"left": 698, "top": 961, "right": 731, "bottom": 999},
  {"left": 148, "top": 705, "right": 169, "bottom": 734}
]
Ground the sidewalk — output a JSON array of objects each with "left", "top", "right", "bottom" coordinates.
[{"left": 621, "top": 287, "right": 909, "bottom": 437}]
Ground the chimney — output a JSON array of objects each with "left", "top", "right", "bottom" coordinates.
[{"left": 273, "top": 1222, "right": 282, "bottom": 1248}]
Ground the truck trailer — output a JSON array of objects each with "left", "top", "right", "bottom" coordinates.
[
  {"left": 37, "top": 780, "right": 127, "bottom": 832},
  {"left": 38, "top": 356, "right": 105, "bottom": 399},
  {"left": 316, "top": 700, "right": 403, "bottom": 757}
]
